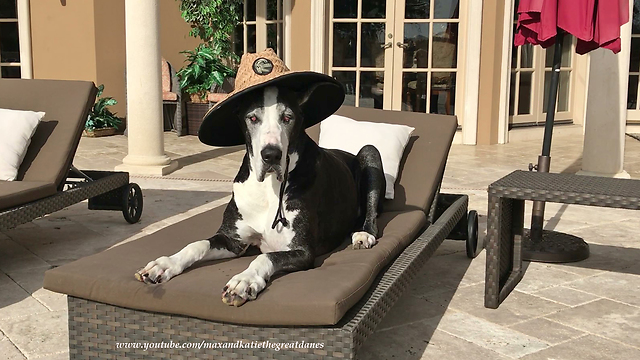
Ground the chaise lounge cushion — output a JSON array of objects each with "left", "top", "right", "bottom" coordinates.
[
  {"left": 0, "top": 181, "right": 57, "bottom": 211},
  {"left": 44, "top": 205, "right": 426, "bottom": 326},
  {"left": 44, "top": 108, "right": 457, "bottom": 326}
]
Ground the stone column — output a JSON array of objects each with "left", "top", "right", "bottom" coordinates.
[
  {"left": 578, "top": 1, "right": 632, "bottom": 179},
  {"left": 116, "top": 0, "right": 178, "bottom": 175}
]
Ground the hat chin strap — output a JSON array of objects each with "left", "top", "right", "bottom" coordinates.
[{"left": 271, "top": 154, "right": 291, "bottom": 229}]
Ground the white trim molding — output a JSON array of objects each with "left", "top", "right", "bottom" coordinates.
[
  {"left": 498, "top": 0, "right": 515, "bottom": 144},
  {"left": 309, "top": 0, "right": 326, "bottom": 73},
  {"left": 16, "top": 0, "right": 32, "bottom": 79},
  {"left": 461, "top": 0, "right": 482, "bottom": 145},
  {"left": 283, "top": 0, "right": 292, "bottom": 68}
]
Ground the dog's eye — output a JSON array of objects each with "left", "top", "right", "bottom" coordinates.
[{"left": 249, "top": 115, "right": 257, "bottom": 122}]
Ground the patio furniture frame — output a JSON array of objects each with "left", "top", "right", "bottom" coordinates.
[
  {"left": 0, "top": 167, "right": 143, "bottom": 232},
  {"left": 67, "top": 192, "right": 469, "bottom": 359},
  {"left": 485, "top": 170, "right": 640, "bottom": 308}
]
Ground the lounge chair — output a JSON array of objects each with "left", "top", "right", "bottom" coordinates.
[
  {"left": 43, "top": 106, "right": 476, "bottom": 359},
  {"left": 0, "top": 79, "right": 143, "bottom": 231},
  {"left": 161, "top": 57, "right": 184, "bottom": 135}
]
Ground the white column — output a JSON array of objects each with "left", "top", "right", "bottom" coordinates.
[
  {"left": 116, "top": 0, "right": 178, "bottom": 175},
  {"left": 17, "top": 0, "right": 32, "bottom": 79},
  {"left": 578, "top": 0, "right": 632, "bottom": 179}
]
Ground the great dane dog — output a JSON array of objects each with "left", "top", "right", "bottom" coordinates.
[{"left": 135, "top": 50, "right": 385, "bottom": 307}]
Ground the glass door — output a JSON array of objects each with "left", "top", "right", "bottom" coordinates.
[
  {"left": 391, "top": 0, "right": 460, "bottom": 115},
  {"left": 509, "top": 0, "right": 574, "bottom": 126},
  {"left": 0, "top": 0, "right": 21, "bottom": 78},
  {"left": 328, "top": 0, "right": 395, "bottom": 109},
  {"left": 626, "top": 0, "right": 640, "bottom": 123},
  {"left": 234, "top": 0, "right": 285, "bottom": 59}
]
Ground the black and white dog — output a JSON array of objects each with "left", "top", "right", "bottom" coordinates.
[{"left": 135, "top": 52, "right": 385, "bottom": 307}]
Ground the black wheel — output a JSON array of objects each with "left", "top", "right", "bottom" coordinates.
[
  {"left": 466, "top": 210, "right": 479, "bottom": 258},
  {"left": 122, "top": 183, "right": 143, "bottom": 224}
]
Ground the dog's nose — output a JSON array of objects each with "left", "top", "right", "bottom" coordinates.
[{"left": 261, "top": 146, "right": 282, "bottom": 165}]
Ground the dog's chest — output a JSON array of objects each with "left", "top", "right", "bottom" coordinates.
[{"left": 233, "top": 175, "right": 298, "bottom": 253}]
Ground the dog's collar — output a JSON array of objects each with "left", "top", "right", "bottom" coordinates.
[{"left": 271, "top": 154, "right": 291, "bottom": 229}]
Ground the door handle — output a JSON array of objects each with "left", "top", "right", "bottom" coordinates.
[
  {"left": 380, "top": 42, "right": 392, "bottom": 49},
  {"left": 397, "top": 42, "right": 409, "bottom": 49}
]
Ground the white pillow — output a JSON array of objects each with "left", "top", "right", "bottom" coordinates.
[
  {"left": 0, "top": 108, "right": 45, "bottom": 181},
  {"left": 319, "top": 114, "right": 415, "bottom": 199}
]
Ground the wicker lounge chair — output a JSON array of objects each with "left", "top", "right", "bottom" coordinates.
[
  {"left": 44, "top": 107, "right": 476, "bottom": 359},
  {"left": 0, "top": 79, "right": 143, "bottom": 232}
]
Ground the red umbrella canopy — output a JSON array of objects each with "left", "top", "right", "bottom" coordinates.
[{"left": 515, "top": 0, "right": 630, "bottom": 54}]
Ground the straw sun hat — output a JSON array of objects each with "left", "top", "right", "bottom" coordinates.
[{"left": 198, "top": 48, "right": 345, "bottom": 146}]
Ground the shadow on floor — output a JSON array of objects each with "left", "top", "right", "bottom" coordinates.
[{"left": 170, "top": 146, "right": 244, "bottom": 171}]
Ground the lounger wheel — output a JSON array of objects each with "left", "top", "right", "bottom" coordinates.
[
  {"left": 122, "top": 183, "right": 143, "bottom": 224},
  {"left": 466, "top": 210, "right": 478, "bottom": 258}
]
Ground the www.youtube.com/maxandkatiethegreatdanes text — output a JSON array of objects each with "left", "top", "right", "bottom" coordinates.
[{"left": 115, "top": 340, "right": 325, "bottom": 352}]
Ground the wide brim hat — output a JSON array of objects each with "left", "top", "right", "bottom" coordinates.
[{"left": 198, "top": 49, "right": 345, "bottom": 146}]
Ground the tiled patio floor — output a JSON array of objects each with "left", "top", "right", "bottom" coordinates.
[{"left": 1, "top": 127, "right": 640, "bottom": 359}]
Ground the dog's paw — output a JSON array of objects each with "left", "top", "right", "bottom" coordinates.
[
  {"left": 352, "top": 231, "right": 377, "bottom": 249},
  {"left": 221, "top": 270, "right": 267, "bottom": 307},
  {"left": 134, "top": 256, "right": 181, "bottom": 284}
]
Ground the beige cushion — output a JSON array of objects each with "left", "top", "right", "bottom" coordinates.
[
  {"left": 44, "top": 205, "right": 426, "bottom": 326},
  {"left": 0, "top": 181, "right": 57, "bottom": 211}
]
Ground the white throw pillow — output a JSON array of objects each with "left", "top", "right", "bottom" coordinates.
[
  {"left": 0, "top": 108, "right": 45, "bottom": 181},
  {"left": 319, "top": 115, "right": 415, "bottom": 199}
]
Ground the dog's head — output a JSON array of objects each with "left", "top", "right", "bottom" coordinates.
[{"left": 237, "top": 85, "right": 320, "bottom": 182}]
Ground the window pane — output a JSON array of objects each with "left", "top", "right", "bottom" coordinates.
[
  {"left": 0, "top": 0, "right": 17, "bottom": 18},
  {"left": 333, "top": 23, "right": 357, "bottom": 67},
  {"left": 1, "top": 66, "right": 20, "bottom": 78},
  {"left": 557, "top": 71, "right": 570, "bottom": 112},
  {"left": 628, "top": 75, "right": 639, "bottom": 109},
  {"left": 246, "top": 0, "right": 256, "bottom": 21},
  {"left": 518, "top": 72, "right": 532, "bottom": 114},
  {"left": 633, "top": 0, "right": 640, "bottom": 34},
  {"left": 631, "top": 38, "right": 640, "bottom": 72},
  {"left": 362, "top": 0, "right": 385, "bottom": 19},
  {"left": 361, "top": 23, "right": 385, "bottom": 67},
  {"left": 403, "top": 23, "right": 429, "bottom": 68},
  {"left": 431, "top": 72, "right": 455, "bottom": 115},
  {"left": 247, "top": 24, "right": 256, "bottom": 53},
  {"left": 233, "top": 25, "right": 244, "bottom": 56},
  {"left": 509, "top": 72, "right": 517, "bottom": 116},
  {"left": 0, "top": 22, "right": 20, "bottom": 62},
  {"left": 520, "top": 44, "right": 533, "bottom": 68},
  {"left": 405, "top": 0, "right": 430, "bottom": 19},
  {"left": 545, "top": 35, "right": 571, "bottom": 67},
  {"left": 267, "top": 23, "right": 278, "bottom": 53},
  {"left": 267, "top": 0, "right": 278, "bottom": 20},
  {"left": 334, "top": 0, "right": 357, "bottom": 19},
  {"left": 333, "top": 71, "right": 356, "bottom": 106},
  {"left": 432, "top": 23, "right": 458, "bottom": 68},
  {"left": 434, "top": 0, "right": 459, "bottom": 19},
  {"left": 401, "top": 72, "right": 427, "bottom": 112},
  {"left": 359, "top": 71, "right": 384, "bottom": 109}
]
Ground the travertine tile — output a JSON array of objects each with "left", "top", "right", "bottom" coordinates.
[
  {"left": 547, "top": 299, "right": 640, "bottom": 348},
  {"left": 532, "top": 286, "right": 601, "bottom": 306},
  {"left": 520, "top": 334, "right": 640, "bottom": 360},
  {"left": 0, "top": 311, "right": 68, "bottom": 358},
  {"left": 0, "top": 281, "right": 49, "bottom": 320},
  {"left": 514, "top": 262, "right": 586, "bottom": 293},
  {"left": 509, "top": 317, "right": 585, "bottom": 345},
  {"left": 0, "top": 335, "right": 26, "bottom": 360},
  {"left": 565, "top": 271, "right": 640, "bottom": 307}
]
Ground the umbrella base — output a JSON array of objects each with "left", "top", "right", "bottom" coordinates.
[{"left": 522, "top": 229, "right": 589, "bottom": 263}]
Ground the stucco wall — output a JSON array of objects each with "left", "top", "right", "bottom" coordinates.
[{"left": 289, "top": 0, "right": 311, "bottom": 71}]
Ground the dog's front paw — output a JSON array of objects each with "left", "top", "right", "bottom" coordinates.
[
  {"left": 352, "top": 231, "right": 377, "bottom": 249},
  {"left": 135, "top": 256, "right": 181, "bottom": 284},
  {"left": 221, "top": 270, "right": 266, "bottom": 307}
]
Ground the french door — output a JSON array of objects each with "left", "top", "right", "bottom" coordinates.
[
  {"left": 328, "top": 0, "right": 461, "bottom": 116},
  {"left": 234, "top": 0, "right": 285, "bottom": 60},
  {"left": 508, "top": 2, "right": 574, "bottom": 126}
]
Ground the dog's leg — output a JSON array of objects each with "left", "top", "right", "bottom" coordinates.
[
  {"left": 222, "top": 249, "right": 314, "bottom": 306},
  {"left": 352, "top": 144, "right": 385, "bottom": 250},
  {"left": 135, "top": 233, "right": 246, "bottom": 284}
]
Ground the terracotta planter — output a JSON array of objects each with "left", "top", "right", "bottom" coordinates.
[
  {"left": 83, "top": 127, "right": 117, "bottom": 138},
  {"left": 185, "top": 102, "right": 212, "bottom": 136}
]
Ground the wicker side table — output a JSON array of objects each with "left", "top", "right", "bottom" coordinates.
[{"left": 485, "top": 170, "right": 640, "bottom": 308}]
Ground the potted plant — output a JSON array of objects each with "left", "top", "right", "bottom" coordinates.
[
  {"left": 84, "top": 84, "right": 121, "bottom": 137},
  {"left": 176, "top": 0, "right": 242, "bottom": 135}
]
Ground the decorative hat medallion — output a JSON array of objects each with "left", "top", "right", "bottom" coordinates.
[{"left": 252, "top": 58, "right": 274, "bottom": 75}]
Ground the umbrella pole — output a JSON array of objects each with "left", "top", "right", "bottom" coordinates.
[{"left": 523, "top": 29, "right": 589, "bottom": 263}]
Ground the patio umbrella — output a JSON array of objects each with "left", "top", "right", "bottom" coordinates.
[{"left": 513, "top": 0, "right": 629, "bottom": 262}]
